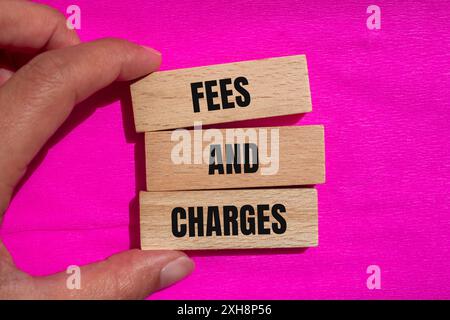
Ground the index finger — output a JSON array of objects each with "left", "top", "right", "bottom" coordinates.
[
  {"left": 0, "top": 0, "right": 79, "bottom": 51},
  {"left": 0, "top": 38, "right": 161, "bottom": 213}
]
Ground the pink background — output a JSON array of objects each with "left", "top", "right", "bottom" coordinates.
[{"left": 1, "top": 0, "right": 449, "bottom": 299}]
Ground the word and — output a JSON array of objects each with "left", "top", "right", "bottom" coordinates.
[
  {"left": 171, "top": 123, "right": 279, "bottom": 175},
  {"left": 208, "top": 143, "right": 258, "bottom": 175}
]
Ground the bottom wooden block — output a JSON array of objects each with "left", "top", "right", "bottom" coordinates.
[{"left": 140, "top": 188, "right": 318, "bottom": 250}]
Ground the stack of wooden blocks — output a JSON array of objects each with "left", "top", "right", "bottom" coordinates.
[{"left": 131, "top": 55, "right": 325, "bottom": 250}]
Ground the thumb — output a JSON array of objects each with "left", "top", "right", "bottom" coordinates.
[
  {"left": 1, "top": 246, "right": 194, "bottom": 299},
  {"left": 35, "top": 250, "right": 195, "bottom": 299}
]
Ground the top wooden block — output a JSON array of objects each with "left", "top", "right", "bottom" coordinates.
[{"left": 131, "top": 55, "right": 312, "bottom": 132}]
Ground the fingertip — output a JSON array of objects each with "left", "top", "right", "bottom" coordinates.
[
  {"left": 84, "top": 38, "right": 162, "bottom": 80},
  {"left": 141, "top": 45, "right": 161, "bottom": 57},
  {"left": 139, "top": 45, "right": 162, "bottom": 73},
  {"left": 159, "top": 255, "right": 195, "bottom": 290},
  {"left": 33, "top": 1, "right": 81, "bottom": 50},
  {"left": 125, "top": 249, "right": 195, "bottom": 291},
  {"left": 117, "top": 249, "right": 194, "bottom": 297},
  {"left": 51, "top": 14, "right": 81, "bottom": 49},
  {"left": 0, "top": 68, "right": 13, "bottom": 86}
]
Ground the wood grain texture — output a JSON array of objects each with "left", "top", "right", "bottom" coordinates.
[
  {"left": 131, "top": 55, "right": 311, "bottom": 131},
  {"left": 140, "top": 188, "right": 318, "bottom": 250},
  {"left": 145, "top": 125, "right": 325, "bottom": 191}
]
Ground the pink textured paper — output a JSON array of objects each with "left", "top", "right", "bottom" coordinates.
[{"left": 1, "top": 0, "right": 449, "bottom": 299}]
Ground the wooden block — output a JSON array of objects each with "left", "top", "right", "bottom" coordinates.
[
  {"left": 140, "top": 188, "right": 318, "bottom": 250},
  {"left": 145, "top": 125, "right": 325, "bottom": 191},
  {"left": 131, "top": 55, "right": 311, "bottom": 131}
]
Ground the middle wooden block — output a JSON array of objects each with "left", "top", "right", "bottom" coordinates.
[{"left": 145, "top": 125, "right": 325, "bottom": 191}]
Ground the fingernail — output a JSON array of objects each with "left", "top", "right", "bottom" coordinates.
[
  {"left": 142, "top": 45, "right": 161, "bottom": 56},
  {"left": 0, "top": 68, "right": 13, "bottom": 82},
  {"left": 159, "top": 256, "right": 194, "bottom": 289}
]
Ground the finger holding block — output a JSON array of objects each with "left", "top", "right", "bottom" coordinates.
[
  {"left": 140, "top": 188, "right": 318, "bottom": 250},
  {"left": 131, "top": 55, "right": 312, "bottom": 131},
  {"left": 146, "top": 125, "right": 325, "bottom": 191}
]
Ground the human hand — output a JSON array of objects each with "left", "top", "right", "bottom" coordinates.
[{"left": 0, "top": 0, "right": 194, "bottom": 299}]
